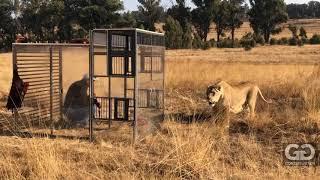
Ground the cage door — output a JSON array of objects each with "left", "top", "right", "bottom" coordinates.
[{"left": 114, "top": 98, "right": 130, "bottom": 121}]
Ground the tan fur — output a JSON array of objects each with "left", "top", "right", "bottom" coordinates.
[{"left": 207, "top": 81, "right": 272, "bottom": 118}]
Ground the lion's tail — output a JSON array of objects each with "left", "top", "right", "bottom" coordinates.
[{"left": 258, "top": 88, "right": 272, "bottom": 104}]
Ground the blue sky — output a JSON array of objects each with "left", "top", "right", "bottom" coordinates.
[{"left": 123, "top": 0, "right": 315, "bottom": 11}]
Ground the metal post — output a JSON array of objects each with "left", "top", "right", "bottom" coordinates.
[
  {"left": 59, "top": 48, "right": 63, "bottom": 124},
  {"left": 162, "top": 47, "right": 165, "bottom": 121},
  {"left": 89, "top": 30, "right": 94, "bottom": 142},
  {"left": 133, "top": 30, "right": 138, "bottom": 143},
  {"left": 108, "top": 31, "right": 112, "bottom": 129},
  {"left": 49, "top": 46, "right": 53, "bottom": 135}
]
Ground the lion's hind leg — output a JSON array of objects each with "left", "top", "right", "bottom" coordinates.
[{"left": 247, "top": 88, "right": 259, "bottom": 119}]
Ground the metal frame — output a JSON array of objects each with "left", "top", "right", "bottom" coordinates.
[
  {"left": 89, "top": 29, "right": 165, "bottom": 142},
  {"left": 11, "top": 43, "right": 88, "bottom": 133}
]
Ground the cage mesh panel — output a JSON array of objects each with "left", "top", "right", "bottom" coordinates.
[{"left": 89, "top": 29, "right": 164, "bottom": 141}]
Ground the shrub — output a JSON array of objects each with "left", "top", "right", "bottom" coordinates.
[
  {"left": 299, "top": 26, "right": 307, "bottom": 38},
  {"left": 199, "top": 39, "right": 216, "bottom": 50},
  {"left": 253, "top": 34, "right": 265, "bottom": 45},
  {"left": 270, "top": 38, "right": 277, "bottom": 45},
  {"left": 240, "top": 33, "right": 256, "bottom": 50},
  {"left": 309, "top": 34, "right": 320, "bottom": 44},
  {"left": 192, "top": 33, "right": 203, "bottom": 49},
  {"left": 278, "top": 37, "right": 288, "bottom": 45},
  {"left": 289, "top": 37, "right": 298, "bottom": 46},
  {"left": 217, "top": 38, "right": 232, "bottom": 48},
  {"left": 301, "top": 37, "right": 309, "bottom": 44},
  {"left": 288, "top": 24, "right": 298, "bottom": 38},
  {"left": 207, "top": 39, "right": 217, "bottom": 48},
  {"left": 297, "top": 39, "right": 304, "bottom": 46}
]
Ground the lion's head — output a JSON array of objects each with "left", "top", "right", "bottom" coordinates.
[{"left": 206, "top": 85, "right": 224, "bottom": 107}]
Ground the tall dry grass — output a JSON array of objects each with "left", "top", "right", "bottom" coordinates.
[{"left": 1, "top": 46, "right": 320, "bottom": 179}]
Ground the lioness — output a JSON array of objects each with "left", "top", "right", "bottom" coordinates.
[{"left": 207, "top": 81, "right": 272, "bottom": 118}]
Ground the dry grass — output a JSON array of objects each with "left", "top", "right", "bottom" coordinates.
[{"left": 1, "top": 45, "right": 320, "bottom": 179}]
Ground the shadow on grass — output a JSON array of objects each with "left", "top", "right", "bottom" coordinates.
[{"left": 0, "top": 129, "right": 90, "bottom": 140}]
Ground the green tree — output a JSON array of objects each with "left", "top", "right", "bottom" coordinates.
[
  {"left": 213, "top": 0, "right": 229, "bottom": 43},
  {"left": 0, "top": 0, "right": 16, "bottom": 50},
  {"left": 191, "top": 0, "right": 218, "bottom": 41},
  {"left": 167, "top": 0, "right": 191, "bottom": 31},
  {"left": 78, "top": 0, "right": 123, "bottom": 30},
  {"left": 182, "top": 22, "right": 193, "bottom": 49},
  {"left": 226, "top": 0, "right": 246, "bottom": 47},
  {"left": 137, "top": 0, "right": 164, "bottom": 31},
  {"left": 58, "top": 0, "right": 123, "bottom": 42},
  {"left": 20, "top": 0, "right": 64, "bottom": 42},
  {"left": 116, "top": 11, "right": 137, "bottom": 28},
  {"left": 167, "top": 0, "right": 192, "bottom": 49},
  {"left": 248, "top": 0, "right": 288, "bottom": 42},
  {"left": 164, "top": 16, "right": 183, "bottom": 49}
]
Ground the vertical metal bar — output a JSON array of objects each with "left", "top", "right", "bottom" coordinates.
[
  {"left": 59, "top": 47, "right": 63, "bottom": 125},
  {"left": 133, "top": 30, "right": 138, "bottom": 143},
  {"left": 124, "top": 35, "right": 129, "bottom": 99},
  {"left": 108, "top": 30, "right": 112, "bottom": 129},
  {"left": 89, "top": 30, "right": 94, "bottom": 142},
  {"left": 49, "top": 46, "right": 54, "bottom": 135},
  {"left": 162, "top": 46, "right": 165, "bottom": 122},
  {"left": 150, "top": 36, "right": 153, "bottom": 81}
]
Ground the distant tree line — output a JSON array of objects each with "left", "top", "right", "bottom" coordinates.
[
  {"left": 0, "top": 0, "right": 165, "bottom": 51},
  {"left": 287, "top": 1, "right": 320, "bottom": 19},
  {"left": 165, "top": 0, "right": 289, "bottom": 49},
  {"left": 1, "top": 0, "right": 320, "bottom": 51}
]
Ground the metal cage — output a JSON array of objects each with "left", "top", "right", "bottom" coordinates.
[
  {"left": 6, "top": 29, "right": 164, "bottom": 141},
  {"left": 89, "top": 29, "right": 165, "bottom": 141}
]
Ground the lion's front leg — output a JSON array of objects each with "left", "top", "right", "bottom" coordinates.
[{"left": 214, "top": 106, "right": 230, "bottom": 135}]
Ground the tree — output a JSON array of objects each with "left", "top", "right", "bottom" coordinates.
[
  {"left": 287, "top": 1, "right": 320, "bottom": 19},
  {"left": 137, "top": 0, "right": 164, "bottom": 31},
  {"left": 182, "top": 22, "right": 193, "bottom": 49},
  {"left": 213, "top": 0, "right": 230, "bottom": 43},
  {"left": 0, "top": 0, "right": 16, "bottom": 50},
  {"left": 287, "top": 3, "right": 309, "bottom": 19},
  {"left": 307, "top": 1, "right": 320, "bottom": 18},
  {"left": 248, "top": 0, "right": 288, "bottom": 43},
  {"left": 167, "top": 0, "right": 191, "bottom": 31},
  {"left": 58, "top": 0, "right": 123, "bottom": 42},
  {"left": 167, "top": 0, "right": 192, "bottom": 49},
  {"left": 20, "top": 0, "right": 64, "bottom": 42},
  {"left": 77, "top": 0, "right": 123, "bottom": 31},
  {"left": 163, "top": 16, "right": 183, "bottom": 49},
  {"left": 116, "top": 11, "right": 138, "bottom": 28},
  {"left": 191, "top": 0, "right": 218, "bottom": 42},
  {"left": 226, "top": 0, "right": 246, "bottom": 47}
]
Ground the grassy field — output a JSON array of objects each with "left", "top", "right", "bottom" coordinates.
[{"left": 1, "top": 45, "right": 320, "bottom": 179}]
